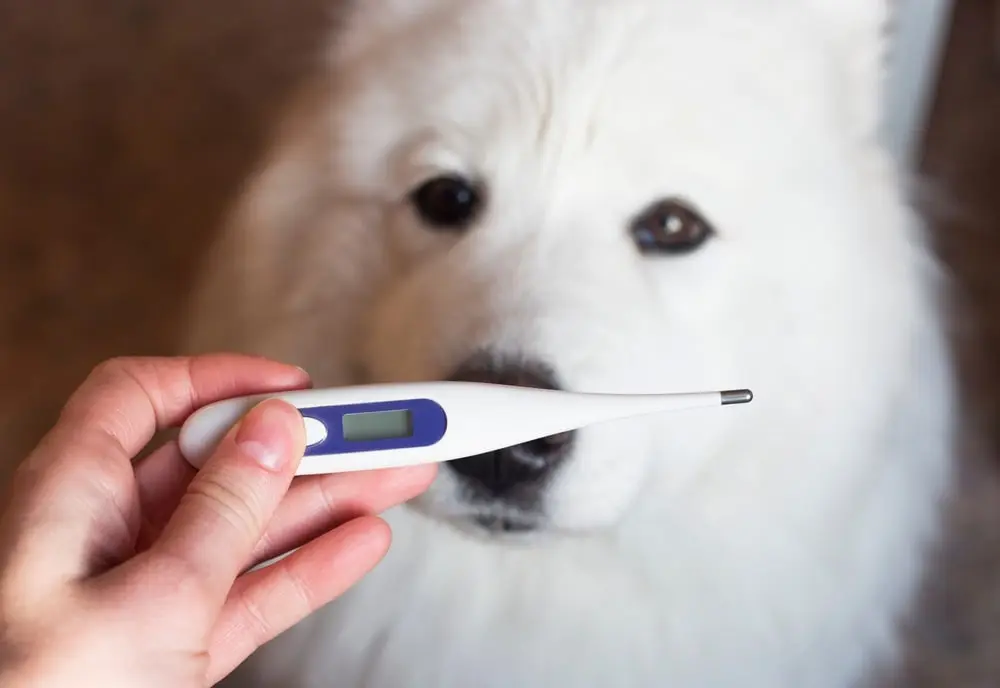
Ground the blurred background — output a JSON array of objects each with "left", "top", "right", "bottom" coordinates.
[{"left": 0, "top": 1, "right": 997, "bottom": 684}]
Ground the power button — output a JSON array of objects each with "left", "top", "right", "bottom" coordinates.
[{"left": 302, "top": 416, "right": 328, "bottom": 448}]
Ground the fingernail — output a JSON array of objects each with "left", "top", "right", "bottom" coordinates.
[
  {"left": 292, "top": 366, "right": 314, "bottom": 389},
  {"left": 235, "top": 400, "right": 302, "bottom": 472}
]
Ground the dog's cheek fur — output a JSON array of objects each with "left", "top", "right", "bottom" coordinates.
[{"left": 181, "top": 82, "right": 390, "bottom": 386}]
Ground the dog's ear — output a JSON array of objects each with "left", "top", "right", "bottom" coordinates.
[{"left": 805, "top": 0, "right": 895, "bottom": 140}]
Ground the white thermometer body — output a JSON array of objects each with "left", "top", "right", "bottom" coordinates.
[{"left": 178, "top": 382, "right": 753, "bottom": 476}]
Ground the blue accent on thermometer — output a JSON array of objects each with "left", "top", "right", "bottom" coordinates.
[
  {"left": 300, "top": 398, "right": 447, "bottom": 456},
  {"left": 178, "top": 382, "right": 753, "bottom": 476}
]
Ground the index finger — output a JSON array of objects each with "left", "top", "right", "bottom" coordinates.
[
  {"left": 1, "top": 355, "right": 311, "bottom": 589},
  {"left": 32, "top": 354, "right": 311, "bottom": 474}
]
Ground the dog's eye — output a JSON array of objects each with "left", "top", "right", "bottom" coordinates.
[
  {"left": 410, "top": 175, "right": 482, "bottom": 231},
  {"left": 629, "top": 198, "right": 715, "bottom": 255}
]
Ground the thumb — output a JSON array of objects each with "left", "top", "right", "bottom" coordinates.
[{"left": 149, "top": 398, "right": 305, "bottom": 606}]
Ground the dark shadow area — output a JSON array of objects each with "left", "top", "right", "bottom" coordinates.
[{"left": 0, "top": 0, "right": 333, "bottom": 461}]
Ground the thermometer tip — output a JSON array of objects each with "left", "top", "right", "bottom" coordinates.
[{"left": 720, "top": 389, "right": 753, "bottom": 405}]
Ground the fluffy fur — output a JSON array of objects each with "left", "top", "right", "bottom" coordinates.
[{"left": 184, "top": 1, "right": 958, "bottom": 686}]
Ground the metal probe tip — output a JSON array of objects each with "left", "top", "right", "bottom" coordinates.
[{"left": 720, "top": 389, "right": 753, "bottom": 405}]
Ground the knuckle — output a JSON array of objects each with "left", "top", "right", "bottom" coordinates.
[
  {"left": 236, "top": 566, "right": 316, "bottom": 647},
  {"left": 237, "top": 591, "right": 273, "bottom": 641},
  {"left": 88, "top": 356, "right": 137, "bottom": 384},
  {"left": 276, "top": 565, "right": 317, "bottom": 616},
  {"left": 84, "top": 356, "right": 187, "bottom": 423},
  {"left": 85, "top": 357, "right": 155, "bottom": 399},
  {"left": 62, "top": 358, "right": 137, "bottom": 416},
  {"left": 186, "top": 473, "right": 266, "bottom": 543}
]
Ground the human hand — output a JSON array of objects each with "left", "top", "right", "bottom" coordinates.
[{"left": 0, "top": 355, "right": 437, "bottom": 687}]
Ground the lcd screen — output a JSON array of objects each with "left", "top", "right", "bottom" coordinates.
[{"left": 342, "top": 410, "right": 414, "bottom": 442}]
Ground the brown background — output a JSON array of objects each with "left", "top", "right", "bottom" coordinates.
[{"left": 0, "top": 1, "right": 998, "bottom": 684}]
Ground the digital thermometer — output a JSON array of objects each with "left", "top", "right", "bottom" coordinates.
[{"left": 178, "top": 382, "right": 753, "bottom": 476}]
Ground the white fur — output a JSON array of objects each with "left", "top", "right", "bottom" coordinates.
[{"left": 184, "top": 1, "right": 957, "bottom": 686}]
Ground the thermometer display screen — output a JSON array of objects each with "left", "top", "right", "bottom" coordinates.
[{"left": 342, "top": 409, "right": 414, "bottom": 442}]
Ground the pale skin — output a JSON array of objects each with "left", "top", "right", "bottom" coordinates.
[{"left": 0, "top": 354, "right": 437, "bottom": 687}]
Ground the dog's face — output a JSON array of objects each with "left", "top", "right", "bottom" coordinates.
[{"left": 298, "top": 0, "right": 910, "bottom": 539}]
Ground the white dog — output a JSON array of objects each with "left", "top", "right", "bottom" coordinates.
[{"left": 184, "top": 1, "right": 958, "bottom": 686}]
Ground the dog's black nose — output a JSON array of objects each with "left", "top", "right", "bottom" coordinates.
[{"left": 445, "top": 358, "right": 574, "bottom": 496}]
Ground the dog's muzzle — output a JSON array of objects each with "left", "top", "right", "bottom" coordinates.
[{"left": 445, "top": 356, "right": 575, "bottom": 498}]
